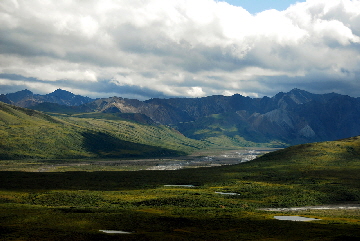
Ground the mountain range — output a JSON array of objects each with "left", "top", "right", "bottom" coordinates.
[
  {"left": 2, "top": 89, "right": 94, "bottom": 107},
  {"left": 3, "top": 88, "right": 360, "bottom": 147}
]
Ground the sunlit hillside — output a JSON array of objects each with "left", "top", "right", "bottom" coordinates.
[{"left": 0, "top": 102, "right": 207, "bottom": 159}]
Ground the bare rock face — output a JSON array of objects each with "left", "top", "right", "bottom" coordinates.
[{"left": 298, "top": 125, "right": 316, "bottom": 138}]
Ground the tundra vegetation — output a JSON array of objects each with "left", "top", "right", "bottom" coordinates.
[
  {"left": 1, "top": 136, "right": 360, "bottom": 240},
  {"left": 1, "top": 102, "right": 360, "bottom": 240}
]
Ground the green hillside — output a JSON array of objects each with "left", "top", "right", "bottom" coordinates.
[
  {"left": 176, "top": 112, "right": 286, "bottom": 147},
  {"left": 0, "top": 102, "right": 207, "bottom": 159},
  {"left": 227, "top": 135, "right": 360, "bottom": 206},
  {"left": 60, "top": 113, "right": 209, "bottom": 155}
]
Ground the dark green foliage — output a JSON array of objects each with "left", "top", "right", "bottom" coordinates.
[
  {"left": 81, "top": 131, "right": 184, "bottom": 158},
  {"left": 24, "top": 191, "right": 104, "bottom": 206}
]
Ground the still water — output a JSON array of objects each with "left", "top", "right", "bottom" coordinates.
[{"left": 274, "top": 216, "right": 321, "bottom": 222}]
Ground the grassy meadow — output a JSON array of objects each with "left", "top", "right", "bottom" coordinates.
[{"left": 1, "top": 136, "right": 360, "bottom": 240}]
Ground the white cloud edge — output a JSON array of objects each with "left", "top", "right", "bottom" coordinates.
[{"left": 0, "top": 0, "right": 359, "bottom": 98}]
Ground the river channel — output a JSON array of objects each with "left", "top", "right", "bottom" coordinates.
[
  {"left": 87, "top": 148, "right": 281, "bottom": 171},
  {"left": 0, "top": 148, "right": 279, "bottom": 172},
  {"left": 16, "top": 148, "right": 278, "bottom": 172}
]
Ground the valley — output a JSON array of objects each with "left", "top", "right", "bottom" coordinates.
[
  {"left": 0, "top": 148, "right": 277, "bottom": 172},
  {"left": 0, "top": 136, "right": 360, "bottom": 240},
  {"left": 2, "top": 0, "right": 360, "bottom": 239}
]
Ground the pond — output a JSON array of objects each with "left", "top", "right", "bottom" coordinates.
[
  {"left": 164, "top": 185, "right": 196, "bottom": 187},
  {"left": 274, "top": 216, "right": 321, "bottom": 222},
  {"left": 99, "top": 230, "right": 132, "bottom": 234},
  {"left": 215, "top": 191, "right": 240, "bottom": 195}
]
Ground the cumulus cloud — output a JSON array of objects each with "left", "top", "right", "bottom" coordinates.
[{"left": 0, "top": 0, "right": 360, "bottom": 99}]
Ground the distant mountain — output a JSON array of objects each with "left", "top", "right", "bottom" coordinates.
[
  {"left": 5, "top": 89, "right": 35, "bottom": 107},
  {"left": 44, "top": 89, "right": 95, "bottom": 106},
  {"left": 3, "top": 88, "right": 360, "bottom": 146},
  {"left": 83, "top": 96, "right": 193, "bottom": 124},
  {"left": 173, "top": 89, "right": 360, "bottom": 145},
  {"left": 75, "top": 88, "right": 359, "bottom": 145},
  {"left": 0, "top": 94, "right": 12, "bottom": 104},
  {"left": 4, "top": 89, "right": 95, "bottom": 107}
]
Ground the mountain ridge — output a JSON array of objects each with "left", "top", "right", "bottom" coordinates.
[
  {"left": 5, "top": 89, "right": 95, "bottom": 107},
  {"left": 2, "top": 88, "right": 360, "bottom": 146}
]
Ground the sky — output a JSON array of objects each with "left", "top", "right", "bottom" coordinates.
[
  {"left": 223, "top": 0, "right": 300, "bottom": 14},
  {"left": 1, "top": 0, "right": 360, "bottom": 100}
]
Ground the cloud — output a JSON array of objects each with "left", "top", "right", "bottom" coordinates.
[{"left": 0, "top": 0, "right": 360, "bottom": 99}]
